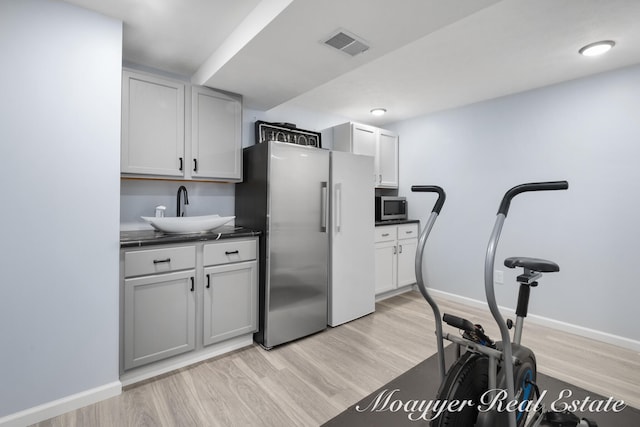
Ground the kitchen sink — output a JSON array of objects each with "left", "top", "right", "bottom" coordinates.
[{"left": 141, "top": 214, "right": 235, "bottom": 234}]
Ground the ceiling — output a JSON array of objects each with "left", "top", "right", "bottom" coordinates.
[{"left": 64, "top": 0, "right": 640, "bottom": 125}]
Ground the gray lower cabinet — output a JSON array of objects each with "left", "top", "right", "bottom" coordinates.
[
  {"left": 202, "top": 239, "right": 258, "bottom": 346},
  {"left": 203, "top": 261, "right": 257, "bottom": 346},
  {"left": 121, "top": 237, "right": 258, "bottom": 374},
  {"left": 124, "top": 270, "right": 196, "bottom": 370}
]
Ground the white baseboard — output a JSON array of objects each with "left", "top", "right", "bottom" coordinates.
[
  {"left": 427, "top": 287, "right": 640, "bottom": 353},
  {"left": 0, "top": 335, "right": 254, "bottom": 427},
  {"left": 120, "top": 334, "right": 253, "bottom": 387},
  {"left": 0, "top": 381, "right": 121, "bottom": 427},
  {"left": 375, "top": 284, "right": 415, "bottom": 302}
]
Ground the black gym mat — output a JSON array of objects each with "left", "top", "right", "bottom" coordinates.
[{"left": 322, "top": 345, "right": 639, "bottom": 426}]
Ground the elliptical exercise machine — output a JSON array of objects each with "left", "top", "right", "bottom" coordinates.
[{"left": 412, "top": 182, "right": 597, "bottom": 427}]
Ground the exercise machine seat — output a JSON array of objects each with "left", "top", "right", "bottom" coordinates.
[{"left": 504, "top": 257, "right": 559, "bottom": 273}]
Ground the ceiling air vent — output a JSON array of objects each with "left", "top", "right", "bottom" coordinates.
[{"left": 323, "top": 30, "right": 369, "bottom": 56}]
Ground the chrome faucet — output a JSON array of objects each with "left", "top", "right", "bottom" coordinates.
[{"left": 177, "top": 185, "right": 189, "bottom": 217}]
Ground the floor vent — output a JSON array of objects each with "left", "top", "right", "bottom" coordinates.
[{"left": 323, "top": 30, "right": 369, "bottom": 56}]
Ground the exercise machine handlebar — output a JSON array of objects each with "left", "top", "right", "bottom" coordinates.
[
  {"left": 411, "top": 185, "right": 447, "bottom": 379},
  {"left": 411, "top": 185, "right": 446, "bottom": 214},
  {"left": 486, "top": 180, "right": 569, "bottom": 427},
  {"left": 498, "top": 181, "right": 568, "bottom": 216}
]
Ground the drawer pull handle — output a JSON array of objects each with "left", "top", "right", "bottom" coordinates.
[
  {"left": 190, "top": 277, "right": 194, "bottom": 292},
  {"left": 405, "top": 230, "right": 413, "bottom": 234},
  {"left": 206, "top": 274, "right": 210, "bottom": 289},
  {"left": 381, "top": 233, "right": 390, "bottom": 237},
  {"left": 153, "top": 258, "right": 171, "bottom": 264},
  {"left": 225, "top": 250, "right": 239, "bottom": 255}
]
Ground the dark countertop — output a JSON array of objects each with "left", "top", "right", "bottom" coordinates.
[
  {"left": 375, "top": 219, "right": 420, "bottom": 226},
  {"left": 120, "top": 226, "right": 261, "bottom": 248}
]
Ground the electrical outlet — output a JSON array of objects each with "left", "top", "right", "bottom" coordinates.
[{"left": 494, "top": 270, "right": 504, "bottom": 285}]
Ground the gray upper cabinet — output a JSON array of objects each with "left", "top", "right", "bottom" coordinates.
[
  {"left": 191, "top": 86, "right": 242, "bottom": 181},
  {"left": 121, "top": 69, "right": 242, "bottom": 182},
  {"left": 121, "top": 70, "right": 185, "bottom": 177}
]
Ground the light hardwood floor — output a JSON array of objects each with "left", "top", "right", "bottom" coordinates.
[{"left": 35, "top": 290, "right": 639, "bottom": 426}]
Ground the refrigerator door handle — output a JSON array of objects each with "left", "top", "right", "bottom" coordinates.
[
  {"left": 321, "top": 181, "right": 328, "bottom": 232},
  {"left": 334, "top": 183, "right": 342, "bottom": 233}
]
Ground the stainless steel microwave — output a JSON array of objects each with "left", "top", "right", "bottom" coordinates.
[{"left": 375, "top": 196, "right": 407, "bottom": 221}]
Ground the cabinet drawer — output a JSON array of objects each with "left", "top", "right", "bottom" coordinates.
[
  {"left": 204, "top": 239, "right": 257, "bottom": 266},
  {"left": 398, "top": 223, "right": 419, "bottom": 240},
  {"left": 375, "top": 226, "right": 397, "bottom": 243},
  {"left": 124, "top": 246, "right": 195, "bottom": 277}
]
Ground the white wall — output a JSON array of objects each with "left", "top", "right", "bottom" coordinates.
[
  {"left": 0, "top": 0, "right": 122, "bottom": 421},
  {"left": 391, "top": 64, "right": 640, "bottom": 347}
]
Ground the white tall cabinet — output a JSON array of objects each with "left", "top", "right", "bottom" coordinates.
[
  {"left": 121, "top": 69, "right": 242, "bottom": 181},
  {"left": 331, "top": 122, "right": 399, "bottom": 189}
]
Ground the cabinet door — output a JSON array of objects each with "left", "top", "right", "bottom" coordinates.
[
  {"left": 203, "top": 260, "right": 258, "bottom": 346},
  {"left": 377, "top": 130, "right": 399, "bottom": 188},
  {"left": 123, "top": 270, "right": 195, "bottom": 370},
  {"left": 121, "top": 71, "right": 185, "bottom": 176},
  {"left": 397, "top": 238, "right": 418, "bottom": 287},
  {"left": 375, "top": 240, "right": 397, "bottom": 294},
  {"left": 352, "top": 123, "right": 378, "bottom": 158},
  {"left": 191, "top": 86, "right": 242, "bottom": 181}
]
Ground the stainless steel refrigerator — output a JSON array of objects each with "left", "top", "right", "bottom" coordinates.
[
  {"left": 235, "top": 141, "right": 375, "bottom": 348},
  {"left": 235, "top": 141, "right": 330, "bottom": 348}
]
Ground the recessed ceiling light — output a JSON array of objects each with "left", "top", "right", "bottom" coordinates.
[
  {"left": 579, "top": 40, "right": 615, "bottom": 57},
  {"left": 370, "top": 108, "right": 386, "bottom": 116}
]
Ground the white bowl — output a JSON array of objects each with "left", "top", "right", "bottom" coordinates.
[{"left": 141, "top": 215, "right": 235, "bottom": 234}]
